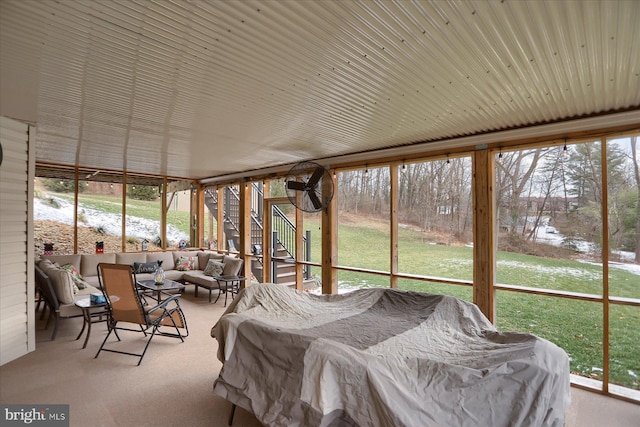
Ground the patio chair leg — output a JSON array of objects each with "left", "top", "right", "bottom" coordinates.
[
  {"left": 51, "top": 317, "right": 59, "bottom": 341},
  {"left": 228, "top": 403, "right": 236, "bottom": 426},
  {"left": 95, "top": 326, "right": 116, "bottom": 359},
  {"left": 44, "top": 310, "right": 53, "bottom": 330},
  {"left": 137, "top": 325, "right": 159, "bottom": 366},
  {"left": 39, "top": 302, "right": 48, "bottom": 320}
]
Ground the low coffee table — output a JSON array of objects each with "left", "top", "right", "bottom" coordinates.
[{"left": 137, "top": 279, "right": 185, "bottom": 302}]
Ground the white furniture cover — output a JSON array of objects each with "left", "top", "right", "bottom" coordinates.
[{"left": 211, "top": 283, "right": 570, "bottom": 427}]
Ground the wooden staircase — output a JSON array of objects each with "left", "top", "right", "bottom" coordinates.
[{"left": 204, "top": 185, "right": 315, "bottom": 289}]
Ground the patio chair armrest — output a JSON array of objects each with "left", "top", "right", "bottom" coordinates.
[{"left": 147, "top": 294, "right": 181, "bottom": 314}]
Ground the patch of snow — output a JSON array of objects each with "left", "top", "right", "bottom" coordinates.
[
  {"left": 578, "top": 259, "right": 640, "bottom": 276},
  {"left": 34, "top": 196, "right": 189, "bottom": 245},
  {"left": 497, "top": 260, "right": 604, "bottom": 280},
  {"left": 531, "top": 219, "right": 639, "bottom": 276}
]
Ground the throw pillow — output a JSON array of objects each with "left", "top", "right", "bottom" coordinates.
[
  {"left": 60, "top": 263, "right": 86, "bottom": 290},
  {"left": 203, "top": 259, "right": 225, "bottom": 277},
  {"left": 222, "top": 256, "right": 243, "bottom": 276},
  {"left": 175, "top": 256, "right": 196, "bottom": 271},
  {"left": 133, "top": 261, "right": 159, "bottom": 274}
]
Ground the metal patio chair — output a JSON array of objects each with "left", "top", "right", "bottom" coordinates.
[{"left": 95, "top": 263, "right": 189, "bottom": 366}]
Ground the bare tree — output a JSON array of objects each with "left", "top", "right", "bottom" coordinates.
[
  {"left": 496, "top": 148, "right": 546, "bottom": 236},
  {"left": 526, "top": 148, "right": 564, "bottom": 241}
]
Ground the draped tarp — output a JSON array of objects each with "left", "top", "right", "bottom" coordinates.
[{"left": 212, "top": 283, "right": 570, "bottom": 427}]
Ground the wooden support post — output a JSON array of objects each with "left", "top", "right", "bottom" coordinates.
[
  {"left": 160, "top": 177, "right": 168, "bottom": 251},
  {"left": 239, "top": 182, "right": 252, "bottom": 281},
  {"left": 195, "top": 183, "right": 204, "bottom": 248},
  {"left": 390, "top": 164, "right": 399, "bottom": 288},
  {"left": 322, "top": 171, "right": 337, "bottom": 294},
  {"left": 472, "top": 149, "right": 496, "bottom": 323},
  {"left": 122, "top": 172, "right": 127, "bottom": 252},
  {"left": 216, "top": 187, "right": 225, "bottom": 251},
  {"left": 295, "top": 193, "right": 304, "bottom": 291},
  {"left": 208, "top": 210, "right": 214, "bottom": 248},
  {"left": 262, "top": 196, "right": 272, "bottom": 284},
  {"left": 189, "top": 182, "right": 198, "bottom": 248},
  {"left": 74, "top": 167, "right": 79, "bottom": 254},
  {"left": 601, "top": 138, "right": 610, "bottom": 393}
]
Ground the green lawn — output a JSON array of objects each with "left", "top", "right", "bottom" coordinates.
[{"left": 304, "top": 216, "right": 639, "bottom": 390}]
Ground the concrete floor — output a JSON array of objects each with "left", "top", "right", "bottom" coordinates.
[{"left": 565, "top": 387, "right": 639, "bottom": 427}]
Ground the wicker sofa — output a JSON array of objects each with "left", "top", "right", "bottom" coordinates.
[{"left": 37, "top": 250, "right": 243, "bottom": 322}]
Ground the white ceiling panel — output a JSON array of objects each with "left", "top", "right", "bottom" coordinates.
[{"left": 1, "top": 0, "right": 639, "bottom": 181}]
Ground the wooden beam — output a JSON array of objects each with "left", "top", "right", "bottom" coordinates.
[
  {"left": 195, "top": 182, "right": 204, "bottom": 248},
  {"left": 189, "top": 183, "right": 197, "bottom": 247},
  {"left": 216, "top": 187, "right": 225, "bottom": 251},
  {"left": 122, "top": 172, "right": 127, "bottom": 251},
  {"left": 262, "top": 196, "right": 272, "bottom": 283},
  {"left": 208, "top": 211, "right": 214, "bottom": 248},
  {"left": 322, "top": 171, "right": 337, "bottom": 294},
  {"left": 390, "top": 164, "right": 399, "bottom": 288},
  {"left": 160, "top": 177, "right": 168, "bottom": 251},
  {"left": 74, "top": 167, "right": 79, "bottom": 254},
  {"left": 601, "top": 138, "right": 610, "bottom": 393},
  {"left": 472, "top": 149, "right": 496, "bottom": 323},
  {"left": 239, "top": 182, "right": 252, "bottom": 281},
  {"left": 295, "top": 193, "right": 304, "bottom": 291}
]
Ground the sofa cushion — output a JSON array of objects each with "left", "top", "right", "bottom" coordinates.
[
  {"left": 197, "top": 251, "right": 223, "bottom": 270},
  {"left": 203, "top": 259, "right": 225, "bottom": 277},
  {"left": 222, "top": 255, "right": 243, "bottom": 276},
  {"left": 163, "top": 269, "right": 184, "bottom": 282},
  {"left": 59, "top": 264, "right": 87, "bottom": 290},
  {"left": 173, "top": 251, "right": 200, "bottom": 269},
  {"left": 133, "top": 261, "right": 160, "bottom": 274},
  {"left": 83, "top": 275, "right": 102, "bottom": 288},
  {"left": 39, "top": 259, "right": 76, "bottom": 305},
  {"left": 80, "top": 253, "right": 116, "bottom": 278},
  {"left": 147, "top": 252, "right": 175, "bottom": 271},
  {"left": 175, "top": 256, "right": 197, "bottom": 271},
  {"left": 182, "top": 271, "right": 220, "bottom": 289},
  {"left": 42, "top": 254, "right": 81, "bottom": 271},
  {"left": 116, "top": 252, "right": 148, "bottom": 266},
  {"left": 58, "top": 284, "right": 102, "bottom": 317}
]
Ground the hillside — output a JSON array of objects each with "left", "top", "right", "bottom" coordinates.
[{"left": 34, "top": 220, "right": 161, "bottom": 256}]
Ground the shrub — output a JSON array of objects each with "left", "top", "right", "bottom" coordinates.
[
  {"left": 41, "top": 178, "right": 88, "bottom": 193},
  {"left": 46, "top": 197, "right": 61, "bottom": 208},
  {"left": 127, "top": 185, "right": 159, "bottom": 201}
]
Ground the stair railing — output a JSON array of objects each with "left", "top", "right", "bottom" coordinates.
[{"left": 204, "top": 184, "right": 311, "bottom": 280}]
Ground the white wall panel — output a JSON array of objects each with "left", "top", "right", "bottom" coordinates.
[{"left": 0, "top": 116, "right": 34, "bottom": 366}]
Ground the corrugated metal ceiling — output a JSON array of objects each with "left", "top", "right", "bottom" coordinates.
[{"left": 1, "top": 0, "right": 639, "bottom": 181}]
